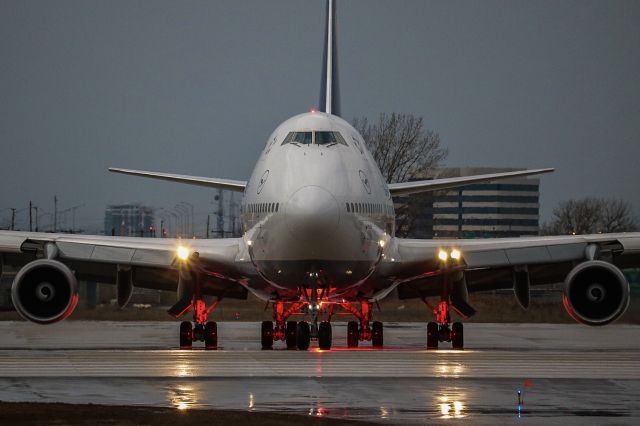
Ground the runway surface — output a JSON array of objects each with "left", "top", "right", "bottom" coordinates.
[{"left": 1, "top": 321, "right": 639, "bottom": 424}]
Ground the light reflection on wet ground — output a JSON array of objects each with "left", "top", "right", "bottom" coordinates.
[
  {"left": 0, "top": 322, "right": 638, "bottom": 424},
  {"left": 1, "top": 377, "right": 637, "bottom": 424}
]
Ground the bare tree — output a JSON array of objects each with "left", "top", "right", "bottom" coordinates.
[
  {"left": 601, "top": 198, "right": 638, "bottom": 232},
  {"left": 353, "top": 113, "right": 447, "bottom": 183},
  {"left": 542, "top": 197, "right": 637, "bottom": 235},
  {"left": 353, "top": 113, "right": 448, "bottom": 237}
]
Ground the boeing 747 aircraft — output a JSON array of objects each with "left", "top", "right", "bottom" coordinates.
[{"left": 1, "top": 0, "right": 638, "bottom": 350}]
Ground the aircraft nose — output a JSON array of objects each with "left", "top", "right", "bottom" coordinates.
[{"left": 285, "top": 185, "right": 340, "bottom": 241}]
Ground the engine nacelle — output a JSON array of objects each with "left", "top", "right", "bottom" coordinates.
[
  {"left": 563, "top": 260, "right": 630, "bottom": 326},
  {"left": 11, "top": 259, "right": 78, "bottom": 324}
]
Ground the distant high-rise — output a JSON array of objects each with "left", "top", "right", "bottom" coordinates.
[
  {"left": 402, "top": 167, "right": 541, "bottom": 239},
  {"left": 104, "top": 204, "right": 155, "bottom": 237}
]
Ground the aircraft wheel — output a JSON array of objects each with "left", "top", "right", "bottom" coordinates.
[
  {"left": 318, "top": 321, "right": 332, "bottom": 350},
  {"left": 285, "top": 320, "right": 298, "bottom": 349},
  {"left": 261, "top": 320, "right": 274, "bottom": 350},
  {"left": 204, "top": 321, "right": 218, "bottom": 350},
  {"left": 427, "top": 321, "right": 438, "bottom": 350},
  {"left": 179, "top": 321, "right": 192, "bottom": 349},
  {"left": 451, "top": 322, "right": 464, "bottom": 350},
  {"left": 297, "top": 321, "right": 311, "bottom": 351},
  {"left": 372, "top": 321, "right": 384, "bottom": 348},
  {"left": 347, "top": 321, "right": 359, "bottom": 348}
]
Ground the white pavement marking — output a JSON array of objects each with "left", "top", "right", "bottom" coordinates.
[{"left": 1, "top": 350, "right": 639, "bottom": 379}]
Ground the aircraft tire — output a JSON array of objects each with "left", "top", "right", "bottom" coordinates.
[
  {"left": 372, "top": 321, "right": 384, "bottom": 348},
  {"left": 451, "top": 322, "right": 464, "bottom": 350},
  {"left": 347, "top": 321, "right": 359, "bottom": 348},
  {"left": 285, "top": 320, "right": 297, "bottom": 349},
  {"left": 204, "top": 321, "right": 218, "bottom": 350},
  {"left": 261, "top": 320, "right": 274, "bottom": 350},
  {"left": 318, "top": 321, "right": 332, "bottom": 350},
  {"left": 427, "top": 322, "right": 438, "bottom": 350},
  {"left": 179, "top": 321, "right": 192, "bottom": 350},
  {"left": 297, "top": 321, "right": 311, "bottom": 350}
]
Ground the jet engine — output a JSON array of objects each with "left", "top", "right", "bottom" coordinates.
[
  {"left": 563, "top": 260, "right": 629, "bottom": 326},
  {"left": 11, "top": 259, "right": 78, "bottom": 324}
]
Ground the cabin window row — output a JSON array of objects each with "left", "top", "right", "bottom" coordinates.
[
  {"left": 243, "top": 202, "right": 279, "bottom": 214},
  {"left": 346, "top": 202, "right": 393, "bottom": 215}
]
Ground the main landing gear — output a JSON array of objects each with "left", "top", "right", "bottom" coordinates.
[
  {"left": 260, "top": 299, "right": 384, "bottom": 351},
  {"left": 178, "top": 298, "right": 219, "bottom": 350},
  {"left": 169, "top": 254, "right": 219, "bottom": 350},
  {"left": 424, "top": 267, "right": 473, "bottom": 350},
  {"left": 426, "top": 300, "right": 464, "bottom": 350},
  {"left": 342, "top": 301, "right": 383, "bottom": 349},
  {"left": 261, "top": 301, "right": 325, "bottom": 350}
]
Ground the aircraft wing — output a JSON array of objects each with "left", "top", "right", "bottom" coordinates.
[
  {"left": 0, "top": 230, "right": 248, "bottom": 299},
  {"left": 109, "top": 167, "right": 247, "bottom": 192},
  {"left": 387, "top": 168, "right": 554, "bottom": 197},
  {"left": 381, "top": 232, "right": 640, "bottom": 300}
]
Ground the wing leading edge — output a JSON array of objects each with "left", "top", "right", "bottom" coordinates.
[
  {"left": 109, "top": 167, "right": 247, "bottom": 192},
  {"left": 387, "top": 168, "right": 554, "bottom": 197}
]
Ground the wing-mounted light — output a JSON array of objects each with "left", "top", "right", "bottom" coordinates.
[
  {"left": 177, "top": 245, "right": 191, "bottom": 261},
  {"left": 437, "top": 248, "right": 463, "bottom": 265}
]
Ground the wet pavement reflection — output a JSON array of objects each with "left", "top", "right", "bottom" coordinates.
[{"left": 0, "top": 322, "right": 639, "bottom": 424}]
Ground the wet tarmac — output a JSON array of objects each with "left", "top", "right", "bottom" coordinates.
[{"left": 0, "top": 321, "right": 638, "bottom": 424}]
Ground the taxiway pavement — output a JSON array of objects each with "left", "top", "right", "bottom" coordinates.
[{"left": 0, "top": 321, "right": 638, "bottom": 424}]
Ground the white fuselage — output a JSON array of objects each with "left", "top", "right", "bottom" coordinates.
[{"left": 240, "top": 112, "right": 395, "bottom": 291}]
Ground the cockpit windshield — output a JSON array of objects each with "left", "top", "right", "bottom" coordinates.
[
  {"left": 281, "top": 132, "right": 312, "bottom": 145},
  {"left": 315, "top": 131, "right": 347, "bottom": 146},
  {"left": 281, "top": 131, "right": 347, "bottom": 146}
]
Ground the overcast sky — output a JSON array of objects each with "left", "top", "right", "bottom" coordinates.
[{"left": 1, "top": 0, "right": 639, "bottom": 234}]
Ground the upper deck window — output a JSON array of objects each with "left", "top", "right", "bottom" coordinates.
[{"left": 281, "top": 131, "right": 347, "bottom": 146}]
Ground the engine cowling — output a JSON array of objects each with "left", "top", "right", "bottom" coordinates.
[
  {"left": 563, "top": 260, "right": 630, "bottom": 326},
  {"left": 11, "top": 259, "right": 78, "bottom": 324}
]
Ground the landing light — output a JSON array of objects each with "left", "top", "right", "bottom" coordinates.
[
  {"left": 450, "top": 249, "right": 461, "bottom": 260},
  {"left": 378, "top": 239, "right": 385, "bottom": 248},
  {"left": 177, "top": 246, "right": 190, "bottom": 261},
  {"left": 438, "top": 250, "right": 448, "bottom": 261}
]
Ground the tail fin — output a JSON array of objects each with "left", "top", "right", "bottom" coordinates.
[{"left": 319, "top": 0, "right": 340, "bottom": 116}]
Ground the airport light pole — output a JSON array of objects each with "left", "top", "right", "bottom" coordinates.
[
  {"left": 178, "top": 202, "right": 194, "bottom": 237},
  {"left": 175, "top": 204, "right": 190, "bottom": 237},
  {"left": 53, "top": 196, "right": 57, "bottom": 232},
  {"left": 170, "top": 212, "right": 179, "bottom": 238}
]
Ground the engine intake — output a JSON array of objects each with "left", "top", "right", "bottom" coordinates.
[
  {"left": 563, "top": 260, "right": 629, "bottom": 326},
  {"left": 11, "top": 259, "right": 78, "bottom": 324}
]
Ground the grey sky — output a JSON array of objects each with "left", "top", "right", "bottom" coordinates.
[{"left": 1, "top": 0, "right": 639, "bottom": 233}]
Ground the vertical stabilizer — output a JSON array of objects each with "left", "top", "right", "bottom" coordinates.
[{"left": 319, "top": 0, "right": 340, "bottom": 116}]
